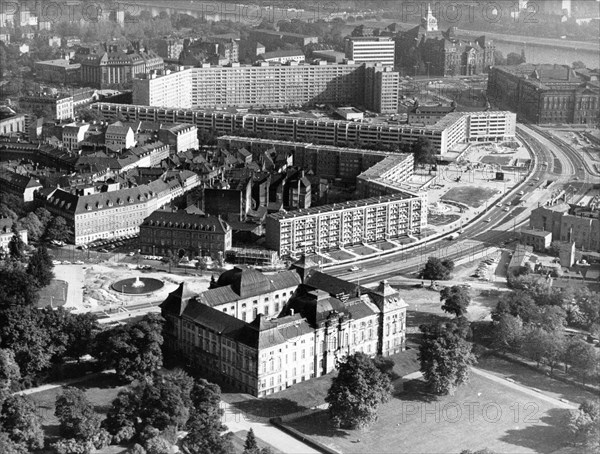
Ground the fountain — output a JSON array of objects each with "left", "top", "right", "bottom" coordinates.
[
  {"left": 111, "top": 276, "right": 164, "bottom": 295},
  {"left": 131, "top": 276, "right": 145, "bottom": 288}
]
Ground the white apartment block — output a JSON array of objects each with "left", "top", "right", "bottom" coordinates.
[
  {"left": 93, "top": 103, "right": 517, "bottom": 155},
  {"left": 265, "top": 191, "right": 426, "bottom": 257},
  {"left": 158, "top": 124, "right": 199, "bottom": 152},
  {"left": 345, "top": 37, "right": 396, "bottom": 67},
  {"left": 133, "top": 68, "right": 193, "bottom": 108}
]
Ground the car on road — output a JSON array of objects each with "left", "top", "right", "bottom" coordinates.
[
  {"left": 517, "top": 190, "right": 525, "bottom": 196},
  {"left": 128, "top": 252, "right": 135, "bottom": 256},
  {"left": 98, "top": 248, "right": 109, "bottom": 253},
  {"left": 496, "top": 203, "right": 502, "bottom": 207},
  {"left": 349, "top": 265, "right": 360, "bottom": 272},
  {"left": 484, "top": 218, "right": 491, "bottom": 222},
  {"left": 62, "top": 261, "right": 71, "bottom": 265},
  {"left": 503, "top": 207, "right": 510, "bottom": 212}
]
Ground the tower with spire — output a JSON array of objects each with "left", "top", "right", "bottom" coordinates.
[{"left": 421, "top": 3, "right": 438, "bottom": 32}]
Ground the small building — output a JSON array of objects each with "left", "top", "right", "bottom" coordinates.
[
  {"left": 335, "top": 107, "right": 364, "bottom": 121},
  {"left": 520, "top": 229, "right": 552, "bottom": 252},
  {"left": 0, "top": 111, "right": 26, "bottom": 136},
  {"left": 158, "top": 124, "right": 199, "bottom": 152},
  {"left": 311, "top": 50, "right": 346, "bottom": 63},
  {"left": 0, "top": 218, "right": 28, "bottom": 252},
  {"left": 408, "top": 104, "right": 457, "bottom": 125},
  {"left": 62, "top": 122, "right": 91, "bottom": 151},
  {"left": 139, "top": 211, "right": 232, "bottom": 258},
  {"left": 105, "top": 121, "right": 135, "bottom": 151},
  {"left": 0, "top": 170, "right": 43, "bottom": 202}
]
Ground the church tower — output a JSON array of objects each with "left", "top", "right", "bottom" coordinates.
[{"left": 421, "top": 3, "right": 438, "bottom": 32}]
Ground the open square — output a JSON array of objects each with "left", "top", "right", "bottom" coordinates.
[{"left": 442, "top": 186, "right": 499, "bottom": 208}]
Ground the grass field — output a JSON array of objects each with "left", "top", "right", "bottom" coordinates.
[
  {"left": 428, "top": 213, "right": 462, "bottom": 226},
  {"left": 286, "top": 372, "right": 572, "bottom": 454},
  {"left": 480, "top": 155, "right": 513, "bottom": 166},
  {"left": 37, "top": 280, "right": 68, "bottom": 308},
  {"left": 442, "top": 186, "right": 499, "bottom": 208}
]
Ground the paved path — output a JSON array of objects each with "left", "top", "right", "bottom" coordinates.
[
  {"left": 53, "top": 264, "right": 84, "bottom": 309},
  {"left": 403, "top": 369, "right": 577, "bottom": 410},
  {"left": 221, "top": 401, "right": 320, "bottom": 454}
]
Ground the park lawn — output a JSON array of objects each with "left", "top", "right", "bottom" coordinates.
[
  {"left": 286, "top": 372, "right": 572, "bottom": 454},
  {"left": 26, "top": 372, "right": 127, "bottom": 441},
  {"left": 442, "top": 186, "right": 498, "bottom": 208},
  {"left": 428, "top": 213, "right": 462, "bottom": 226},
  {"left": 480, "top": 155, "right": 513, "bottom": 166}
]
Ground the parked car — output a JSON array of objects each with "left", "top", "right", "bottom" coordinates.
[
  {"left": 349, "top": 265, "right": 360, "bottom": 272},
  {"left": 62, "top": 261, "right": 71, "bottom": 265},
  {"left": 52, "top": 260, "right": 62, "bottom": 265},
  {"left": 74, "top": 260, "right": 84, "bottom": 265}
]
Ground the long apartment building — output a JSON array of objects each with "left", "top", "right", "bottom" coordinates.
[
  {"left": 345, "top": 36, "right": 396, "bottom": 67},
  {"left": 265, "top": 192, "right": 426, "bottom": 257},
  {"left": 131, "top": 61, "right": 398, "bottom": 113},
  {"left": 94, "top": 103, "right": 515, "bottom": 155}
]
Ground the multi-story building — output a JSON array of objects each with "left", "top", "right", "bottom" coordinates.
[
  {"left": 408, "top": 104, "right": 457, "bottom": 125},
  {"left": 257, "top": 49, "right": 305, "bottom": 64},
  {"left": 19, "top": 94, "right": 74, "bottom": 120},
  {"left": 161, "top": 262, "right": 407, "bottom": 397},
  {"left": 61, "top": 122, "right": 91, "bottom": 151},
  {"left": 133, "top": 68, "right": 193, "bottom": 108},
  {"left": 266, "top": 191, "right": 425, "bottom": 257},
  {"left": 0, "top": 170, "right": 42, "bottom": 203},
  {"left": 365, "top": 65, "right": 400, "bottom": 113},
  {"left": 0, "top": 218, "right": 28, "bottom": 252},
  {"left": 105, "top": 121, "right": 136, "bottom": 151},
  {"left": 395, "top": 5, "right": 494, "bottom": 77},
  {"left": 520, "top": 229, "right": 552, "bottom": 252},
  {"left": 77, "top": 43, "right": 164, "bottom": 88},
  {"left": 487, "top": 64, "right": 599, "bottom": 125},
  {"left": 0, "top": 111, "right": 26, "bottom": 136},
  {"left": 93, "top": 103, "right": 516, "bottom": 155},
  {"left": 530, "top": 203, "right": 600, "bottom": 252},
  {"left": 248, "top": 29, "right": 318, "bottom": 49},
  {"left": 43, "top": 171, "right": 200, "bottom": 245},
  {"left": 139, "top": 211, "right": 232, "bottom": 258},
  {"left": 153, "top": 37, "right": 185, "bottom": 60},
  {"left": 158, "top": 124, "right": 199, "bottom": 152},
  {"left": 345, "top": 36, "right": 395, "bottom": 67},
  {"left": 356, "top": 154, "right": 416, "bottom": 198},
  {"left": 34, "top": 59, "right": 81, "bottom": 84}
]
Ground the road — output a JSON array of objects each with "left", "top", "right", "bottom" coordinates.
[{"left": 330, "top": 123, "right": 594, "bottom": 284}]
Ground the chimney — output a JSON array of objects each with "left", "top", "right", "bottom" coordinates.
[{"left": 290, "top": 308, "right": 294, "bottom": 316}]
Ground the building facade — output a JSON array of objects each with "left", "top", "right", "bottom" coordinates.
[
  {"left": 0, "top": 219, "right": 28, "bottom": 252},
  {"left": 105, "top": 122, "right": 136, "bottom": 151},
  {"left": 34, "top": 59, "right": 81, "bottom": 84},
  {"left": 94, "top": 103, "right": 517, "bottom": 155},
  {"left": 345, "top": 36, "right": 395, "bottom": 67},
  {"left": 0, "top": 113, "right": 26, "bottom": 136},
  {"left": 161, "top": 264, "right": 407, "bottom": 397},
  {"left": 139, "top": 211, "right": 232, "bottom": 258},
  {"left": 0, "top": 170, "right": 42, "bottom": 202},
  {"left": 487, "top": 65, "right": 599, "bottom": 125},
  {"left": 19, "top": 94, "right": 74, "bottom": 120},
  {"left": 266, "top": 191, "right": 426, "bottom": 257},
  {"left": 133, "top": 68, "right": 194, "bottom": 108},
  {"left": 158, "top": 124, "right": 199, "bottom": 152}
]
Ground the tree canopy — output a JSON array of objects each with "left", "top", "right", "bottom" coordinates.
[
  {"left": 26, "top": 245, "right": 55, "bottom": 287},
  {"left": 325, "top": 352, "right": 393, "bottom": 429},
  {"left": 418, "top": 322, "right": 477, "bottom": 395},
  {"left": 440, "top": 285, "right": 471, "bottom": 318},
  {"left": 421, "top": 257, "right": 455, "bottom": 283}
]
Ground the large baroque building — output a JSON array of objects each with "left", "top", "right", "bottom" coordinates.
[
  {"left": 396, "top": 5, "right": 494, "bottom": 76},
  {"left": 161, "top": 262, "right": 407, "bottom": 397},
  {"left": 93, "top": 103, "right": 516, "bottom": 155},
  {"left": 487, "top": 64, "right": 600, "bottom": 125}
]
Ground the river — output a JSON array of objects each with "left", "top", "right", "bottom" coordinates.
[{"left": 492, "top": 40, "right": 599, "bottom": 68}]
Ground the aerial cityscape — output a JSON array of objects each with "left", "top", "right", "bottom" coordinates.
[{"left": 0, "top": 1, "right": 599, "bottom": 453}]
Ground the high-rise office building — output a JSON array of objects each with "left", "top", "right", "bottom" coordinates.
[{"left": 345, "top": 36, "right": 396, "bottom": 67}]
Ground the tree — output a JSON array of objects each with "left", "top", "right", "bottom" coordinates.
[
  {"left": 568, "top": 340, "right": 598, "bottom": 385},
  {"left": 540, "top": 329, "right": 565, "bottom": 374},
  {"left": 16, "top": 213, "right": 44, "bottom": 243},
  {"left": 33, "top": 207, "right": 52, "bottom": 231},
  {"left": 0, "top": 432, "right": 26, "bottom": 454},
  {"left": 411, "top": 137, "right": 436, "bottom": 167},
  {"left": 547, "top": 241, "right": 562, "bottom": 257},
  {"left": 506, "top": 52, "right": 525, "bottom": 65},
  {"left": 0, "top": 395, "right": 44, "bottom": 451},
  {"left": 243, "top": 428, "right": 258, "bottom": 454},
  {"left": 572, "top": 61, "right": 586, "bottom": 69},
  {"left": 26, "top": 245, "right": 55, "bottom": 287},
  {"left": 196, "top": 257, "right": 208, "bottom": 275},
  {"left": 44, "top": 216, "right": 71, "bottom": 243},
  {"left": 566, "top": 399, "right": 600, "bottom": 451},
  {"left": 0, "top": 269, "right": 40, "bottom": 308},
  {"left": 55, "top": 387, "right": 102, "bottom": 441},
  {"left": 573, "top": 288, "right": 600, "bottom": 330},
  {"left": 7, "top": 227, "right": 25, "bottom": 261},
  {"left": 94, "top": 313, "right": 164, "bottom": 382},
  {"left": 325, "top": 352, "right": 392, "bottom": 429},
  {"left": 492, "top": 314, "right": 523, "bottom": 352},
  {"left": 536, "top": 306, "right": 567, "bottom": 331},
  {"left": 421, "top": 257, "right": 454, "bottom": 284},
  {"left": 491, "top": 291, "right": 539, "bottom": 324},
  {"left": 0, "top": 349, "right": 21, "bottom": 399},
  {"left": 522, "top": 327, "right": 549, "bottom": 367},
  {"left": 440, "top": 285, "right": 471, "bottom": 318},
  {"left": 493, "top": 50, "right": 506, "bottom": 65},
  {"left": 418, "top": 323, "right": 477, "bottom": 395}
]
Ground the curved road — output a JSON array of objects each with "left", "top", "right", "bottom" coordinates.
[{"left": 331, "top": 124, "right": 592, "bottom": 283}]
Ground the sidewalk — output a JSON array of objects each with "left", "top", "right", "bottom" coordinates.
[{"left": 221, "top": 401, "right": 319, "bottom": 454}]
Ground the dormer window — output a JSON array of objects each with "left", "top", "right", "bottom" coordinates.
[{"left": 107, "top": 200, "right": 113, "bottom": 207}]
